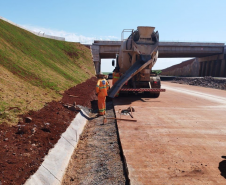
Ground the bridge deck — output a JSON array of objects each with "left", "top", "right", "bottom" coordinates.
[{"left": 91, "top": 40, "right": 225, "bottom": 59}]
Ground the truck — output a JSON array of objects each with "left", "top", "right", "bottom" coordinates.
[{"left": 108, "top": 26, "right": 165, "bottom": 98}]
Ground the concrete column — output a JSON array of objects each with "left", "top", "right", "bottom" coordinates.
[
  {"left": 208, "top": 61, "right": 212, "bottom": 76},
  {"left": 203, "top": 61, "right": 207, "bottom": 76},
  {"left": 224, "top": 46, "right": 226, "bottom": 77},
  {"left": 220, "top": 59, "right": 226, "bottom": 77},
  {"left": 204, "top": 61, "right": 207, "bottom": 77},
  {"left": 201, "top": 62, "right": 204, "bottom": 76},
  {"left": 225, "top": 61, "right": 226, "bottom": 77},
  {"left": 94, "top": 60, "right": 101, "bottom": 74},
  {"left": 216, "top": 60, "right": 221, "bottom": 77},
  {"left": 199, "top": 62, "right": 203, "bottom": 77},
  {"left": 192, "top": 58, "right": 199, "bottom": 77},
  {"left": 210, "top": 61, "right": 214, "bottom": 76},
  {"left": 91, "top": 45, "right": 100, "bottom": 74},
  {"left": 202, "top": 61, "right": 206, "bottom": 77},
  {"left": 212, "top": 61, "right": 217, "bottom": 77},
  {"left": 205, "top": 61, "right": 211, "bottom": 76},
  {"left": 224, "top": 61, "right": 226, "bottom": 77},
  {"left": 198, "top": 54, "right": 225, "bottom": 77}
]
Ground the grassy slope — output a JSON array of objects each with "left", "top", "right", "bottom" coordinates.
[{"left": 0, "top": 19, "right": 95, "bottom": 125}]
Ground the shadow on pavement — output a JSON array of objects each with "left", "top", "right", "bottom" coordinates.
[
  {"left": 218, "top": 156, "right": 226, "bottom": 179},
  {"left": 113, "top": 93, "right": 162, "bottom": 105}
]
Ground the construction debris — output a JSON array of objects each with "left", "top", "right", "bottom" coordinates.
[
  {"left": 121, "top": 106, "right": 135, "bottom": 118},
  {"left": 63, "top": 103, "right": 81, "bottom": 111},
  {"left": 25, "top": 117, "right": 32, "bottom": 123},
  {"left": 69, "top": 95, "right": 79, "bottom": 98}
]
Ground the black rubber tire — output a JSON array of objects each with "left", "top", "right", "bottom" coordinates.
[
  {"left": 144, "top": 91, "right": 160, "bottom": 98},
  {"left": 149, "top": 75, "right": 161, "bottom": 98},
  {"left": 151, "top": 92, "right": 160, "bottom": 98}
]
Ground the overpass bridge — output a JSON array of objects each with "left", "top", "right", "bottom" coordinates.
[{"left": 90, "top": 41, "right": 226, "bottom": 77}]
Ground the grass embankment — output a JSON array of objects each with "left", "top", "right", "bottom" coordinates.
[{"left": 0, "top": 19, "right": 95, "bottom": 125}]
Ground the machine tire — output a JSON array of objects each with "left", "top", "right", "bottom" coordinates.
[
  {"left": 151, "top": 92, "right": 160, "bottom": 98},
  {"left": 148, "top": 76, "right": 161, "bottom": 98},
  {"left": 144, "top": 91, "right": 160, "bottom": 98}
]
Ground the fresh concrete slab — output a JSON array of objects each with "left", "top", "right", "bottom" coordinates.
[{"left": 113, "top": 82, "right": 226, "bottom": 184}]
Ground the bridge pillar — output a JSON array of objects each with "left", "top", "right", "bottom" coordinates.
[
  {"left": 198, "top": 54, "right": 225, "bottom": 77},
  {"left": 222, "top": 47, "right": 226, "bottom": 77},
  {"left": 220, "top": 59, "right": 226, "bottom": 77},
  {"left": 209, "top": 60, "right": 214, "bottom": 76},
  {"left": 207, "top": 61, "right": 212, "bottom": 76},
  {"left": 204, "top": 61, "right": 210, "bottom": 76},
  {"left": 213, "top": 60, "right": 218, "bottom": 77},
  {"left": 216, "top": 60, "right": 221, "bottom": 77},
  {"left": 202, "top": 61, "right": 206, "bottom": 77},
  {"left": 94, "top": 60, "right": 101, "bottom": 74},
  {"left": 91, "top": 45, "right": 101, "bottom": 74},
  {"left": 199, "top": 62, "right": 203, "bottom": 76}
]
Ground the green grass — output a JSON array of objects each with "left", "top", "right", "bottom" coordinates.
[
  {"left": 0, "top": 19, "right": 95, "bottom": 125},
  {"left": 102, "top": 72, "right": 112, "bottom": 75},
  {"left": 0, "top": 19, "right": 94, "bottom": 91},
  {"left": 152, "top": 70, "right": 162, "bottom": 75}
]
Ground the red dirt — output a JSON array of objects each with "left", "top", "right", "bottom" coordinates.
[
  {"left": 161, "top": 58, "right": 195, "bottom": 74},
  {"left": 0, "top": 77, "right": 98, "bottom": 185}
]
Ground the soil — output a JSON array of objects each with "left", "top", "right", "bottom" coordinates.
[
  {"left": 0, "top": 77, "right": 98, "bottom": 185},
  {"left": 62, "top": 101, "right": 127, "bottom": 185},
  {"left": 161, "top": 59, "right": 195, "bottom": 74},
  {"left": 172, "top": 76, "right": 226, "bottom": 90}
]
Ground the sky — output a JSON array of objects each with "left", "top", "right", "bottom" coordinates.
[{"left": 0, "top": 0, "right": 226, "bottom": 72}]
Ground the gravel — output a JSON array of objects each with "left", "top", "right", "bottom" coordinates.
[
  {"left": 62, "top": 101, "right": 128, "bottom": 185},
  {"left": 172, "top": 76, "right": 226, "bottom": 90}
]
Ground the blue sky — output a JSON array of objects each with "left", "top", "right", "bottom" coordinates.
[{"left": 1, "top": 0, "right": 226, "bottom": 72}]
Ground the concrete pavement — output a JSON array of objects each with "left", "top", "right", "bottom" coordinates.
[{"left": 113, "top": 82, "right": 226, "bottom": 184}]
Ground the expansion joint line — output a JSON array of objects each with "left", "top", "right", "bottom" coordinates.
[
  {"left": 42, "top": 164, "right": 61, "bottom": 183},
  {"left": 61, "top": 135, "right": 76, "bottom": 148}
]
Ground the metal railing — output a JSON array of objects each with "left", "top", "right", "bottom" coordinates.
[{"left": 121, "top": 29, "right": 134, "bottom": 41}]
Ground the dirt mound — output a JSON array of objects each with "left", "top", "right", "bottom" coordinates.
[
  {"left": 0, "top": 77, "right": 98, "bottom": 185},
  {"left": 172, "top": 76, "right": 226, "bottom": 90}
]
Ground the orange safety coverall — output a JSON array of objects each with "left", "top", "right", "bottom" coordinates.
[
  {"left": 112, "top": 72, "right": 121, "bottom": 85},
  {"left": 96, "top": 79, "right": 110, "bottom": 115},
  {"left": 113, "top": 72, "right": 121, "bottom": 97}
]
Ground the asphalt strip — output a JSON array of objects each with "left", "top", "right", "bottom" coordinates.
[{"left": 24, "top": 109, "right": 89, "bottom": 185}]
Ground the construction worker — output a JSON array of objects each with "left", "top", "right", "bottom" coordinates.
[
  {"left": 96, "top": 73, "right": 110, "bottom": 116},
  {"left": 112, "top": 67, "right": 121, "bottom": 97}
]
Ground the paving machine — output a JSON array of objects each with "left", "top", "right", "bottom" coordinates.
[{"left": 108, "top": 26, "right": 165, "bottom": 98}]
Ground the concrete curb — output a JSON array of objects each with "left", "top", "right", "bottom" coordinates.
[{"left": 24, "top": 110, "right": 89, "bottom": 185}]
